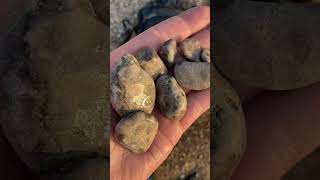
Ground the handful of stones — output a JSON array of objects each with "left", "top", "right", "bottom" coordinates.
[{"left": 111, "top": 38, "right": 210, "bottom": 153}]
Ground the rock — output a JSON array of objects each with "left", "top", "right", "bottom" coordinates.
[
  {"left": 135, "top": 48, "right": 168, "bottom": 79},
  {"left": 174, "top": 61, "right": 210, "bottom": 90},
  {"left": 156, "top": 75, "right": 187, "bottom": 121},
  {"left": 90, "top": 0, "right": 109, "bottom": 24},
  {"left": 1, "top": 4, "right": 108, "bottom": 173},
  {"left": 115, "top": 111, "right": 159, "bottom": 154},
  {"left": 159, "top": 39, "right": 177, "bottom": 68},
  {"left": 201, "top": 48, "right": 210, "bottom": 63},
  {"left": 180, "top": 38, "right": 201, "bottom": 62},
  {"left": 176, "top": 0, "right": 209, "bottom": 10},
  {"left": 111, "top": 53, "right": 156, "bottom": 116},
  {"left": 211, "top": 64, "right": 246, "bottom": 180}
]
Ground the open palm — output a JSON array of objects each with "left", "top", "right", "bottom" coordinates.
[{"left": 110, "top": 6, "right": 210, "bottom": 180}]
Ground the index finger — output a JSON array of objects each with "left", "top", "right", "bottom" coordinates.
[{"left": 110, "top": 6, "right": 210, "bottom": 68}]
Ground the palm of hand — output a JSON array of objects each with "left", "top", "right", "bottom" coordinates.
[{"left": 109, "top": 6, "right": 210, "bottom": 180}]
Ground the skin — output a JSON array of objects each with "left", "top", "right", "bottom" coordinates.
[
  {"left": 0, "top": 3, "right": 319, "bottom": 180},
  {"left": 110, "top": 6, "right": 210, "bottom": 180}
]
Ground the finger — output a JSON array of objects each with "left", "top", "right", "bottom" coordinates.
[
  {"left": 110, "top": 6, "right": 210, "bottom": 67},
  {"left": 231, "top": 82, "right": 320, "bottom": 180}
]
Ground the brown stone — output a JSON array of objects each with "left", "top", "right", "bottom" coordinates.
[
  {"left": 115, "top": 111, "right": 159, "bottom": 154},
  {"left": 111, "top": 53, "right": 156, "bottom": 116},
  {"left": 135, "top": 48, "right": 168, "bottom": 79},
  {"left": 159, "top": 39, "right": 177, "bottom": 68},
  {"left": 180, "top": 38, "right": 201, "bottom": 62},
  {"left": 156, "top": 75, "right": 187, "bottom": 121}
]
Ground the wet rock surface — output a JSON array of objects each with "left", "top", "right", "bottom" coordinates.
[
  {"left": 159, "top": 39, "right": 177, "bottom": 68},
  {"left": 115, "top": 111, "right": 159, "bottom": 154},
  {"left": 180, "top": 38, "right": 202, "bottom": 62},
  {"left": 136, "top": 48, "right": 168, "bottom": 79},
  {"left": 156, "top": 75, "right": 187, "bottom": 121},
  {"left": 111, "top": 53, "right": 156, "bottom": 116},
  {"left": 174, "top": 61, "right": 210, "bottom": 90}
]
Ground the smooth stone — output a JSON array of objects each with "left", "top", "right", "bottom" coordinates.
[
  {"left": 135, "top": 48, "right": 168, "bottom": 79},
  {"left": 174, "top": 61, "right": 210, "bottom": 90},
  {"left": 180, "top": 38, "right": 201, "bottom": 62},
  {"left": 115, "top": 111, "right": 159, "bottom": 154},
  {"left": 156, "top": 75, "right": 187, "bottom": 121},
  {"left": 159, "top": 39, "right": 177, "bottom": 68},
  {"left": 111, "top": 53, "right": 156, "bottom": 116},
  {"left": 201, "top": 48, "right": 210, "bottom": 63},
  {"left": 211, "top": 64, "right": 246, "bottom": 180}
]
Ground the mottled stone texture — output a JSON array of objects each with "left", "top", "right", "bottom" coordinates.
[
  {"left": 111, "top": 53, "right": 156, "bottom": 116},
  {"left": 156, "top": 75, "right": 187, "bottom": 121},
  {"left": 115, "top": 111, "right": 159, "bottom": 154}
]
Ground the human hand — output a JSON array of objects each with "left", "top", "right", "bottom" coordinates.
[
  {"left": 230, "top": 82, "right": 320, "bottom": 180},
  {"left": 110, "top": 6, "right": 210, "bottom": 180}
]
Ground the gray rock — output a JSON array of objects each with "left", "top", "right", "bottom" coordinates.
[
  {"left": 180, "top": 38, "right": 201, "bottom": 62},
  {"left": 115, "top": 111, "right": 159, "bottom": 154},
  {"left": 136, "top": 48, "right": 168, "bottom": 79},
  {"left": 156, "top": 75, "right": 187, "bottom": 121},
  {"left": 201, "top": 48, "right": 210, "bottom": 63},
  {"left": 111, "top": 53, "right": 156, "bottom": 116},
  {"left": 174, "top": 61, "right": 210, "bottom": 90},
  {"left": 159, "top": 39, "right": 177, "bottom": 68},
  {"left": 212, "top": 64, "right": 246, "bottom": 180}
]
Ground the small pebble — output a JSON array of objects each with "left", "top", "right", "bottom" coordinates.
[
  {"left": 156, "top": 75, "right": 187, "bottom": 121},
  {"left": 111, "top": 53, "right": 156, "bottom": 116},
  {"left": 115, "top": 111, "right": 159, "bottom": 154},
  {"left": 180, "top": 38, "right": 201, "bottom": 62},
  {"left": 135, "top": 48, "right": 168, "bottom": 79},
  {"left": 201, "top": 48, "right": 210, "bottom": 63},
  {"left": 174, "top": 61, "right": 210, "bottom": 90},
  {"left": 159, "top": 39, "right": 177, "bottom": 68}
]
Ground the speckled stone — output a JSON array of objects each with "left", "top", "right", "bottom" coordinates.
[
  {"left": 115, "top": 111, "right": 159, "bottom": 154},
  {"left": 174, "top": 61, "right": 210, "bottom": 90},
  {"left": 156, "top": 75, "right": 187, "bottom": 121},
  {"left": 180, "top": 38, "right": 201, "bottom": 62},
  {"left": 111, "top": 53, "right": 156, "bottom": 116},
  {"left": 201, "top": 48, "right": 210, "bottom": 63},
  {"left": 159, "top": 39, "right": 177, "bottom": 68},
  {"left": 212, "top": 64, "right": 246, "bottom": 180},
  {"left": 135, "top": 48, "right": 168, "bottom": 79}
]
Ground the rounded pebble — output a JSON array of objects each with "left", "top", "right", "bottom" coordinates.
[
  {"left": 174, "top": 61, "right": 210, "bottom": 90},
  {"left": 159, "top": 39, "right": 177, "bottom": 68},
  {"left": 180, "top": 38, "right": 201, "bottom": 62},
  {"left": 156, "top": 75, "right": 187, "bottom": 121},
  {"left": 201, "top": 48, "right": 210, "bottom": 63},
  {"left": 115, "top": 111, "right": 159, "bottom": 154},
  {"left": 135, "top": 48, "right": 168, "bottom": 79},
  {"left": 212, "top": 64, "right": 246, "bottom": 180},
  {"left": 111, "top": 53, "right": 156, "bottom": 116}
]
